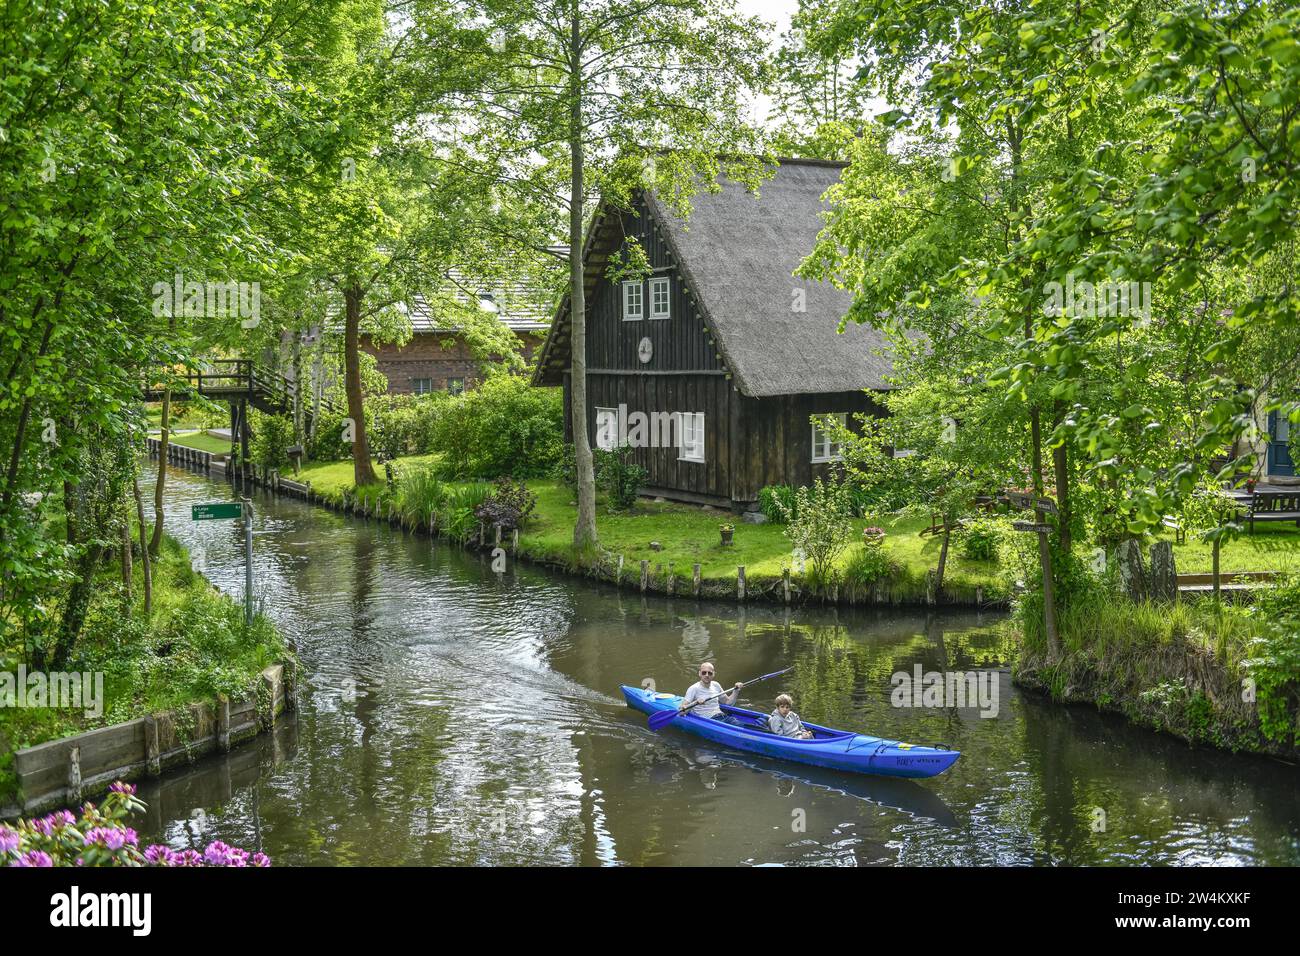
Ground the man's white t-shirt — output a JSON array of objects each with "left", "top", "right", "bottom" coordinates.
[{"left": 683, "top": 680, "right": 726, "bottom": 718}]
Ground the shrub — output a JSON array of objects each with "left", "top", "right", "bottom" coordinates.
[
  {"left": 249, "top": 410, "right": 294, "bottom": 472},
  {"left": 440, "top": 483, "right": 492, "bottom": 542},
  {"left": 396, "top": 465, "right": 446, "bottom": 526},
  {"left": 758, "top": 484, "right": 796, "bottom": 523},
  {"left": 956, "top": 514, "right": 1006, "bottom": 562},
  {"left": 474, "top": 477, "right": 537, "bottom": 531},
  {"left": 553, "top": 443, "right": 578, "bottom": 489},
  {"left": 432, "top": 376, "right": 564, "bottom": 479},
  {"left": 778, "top": 479, "right": 857, "bottom": 585},
  {"left": 0, "top": 782, "right": 270, "bottom": 867},
  {"left": 844, "top": 531, "right": 895, "bottom": 587},
  {"left": 594, "top": 447, "right": 646, "bottom": 511}
]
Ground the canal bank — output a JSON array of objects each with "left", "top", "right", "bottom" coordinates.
[
  {"left": 121, "top": 461, "right": 1300, "bottom": 865},
  {"left": 164, "top": 442, "right": 1008, "bottom": 611}
]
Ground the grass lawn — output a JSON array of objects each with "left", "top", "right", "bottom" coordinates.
[
  {"left": 296, "top": 455, "right": 442, "bottom": 498},
  {"left": 1165, "top": 522, "right": 1300, "bottom": 575},
  {"left": 290, "top": 451, "right": 1300, "bottom": 595},
  {"left": 166, "top": 430, "right": 232, "bottom": 455},
  {"left": 520, "top": 481, "right": 1001, "bottom": 590}
]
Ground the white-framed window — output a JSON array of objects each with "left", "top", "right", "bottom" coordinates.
[
  {"left": 595, "top": 406, "right": 619, "bottom": 450},
  {"left": 622, "top": 281, "right": 643, "bottom": 321},
  {"left": 678, "top": 412, "right": 705, "bottom": 463},
  {"left": 811, "top": 413, "right": 847, "bottom": 463},
  {"left": 649, "top": 276, "right": 671, "bottom": 319},
  {"left": 411, "top": 378, "right": 432, "bottom": 395}
]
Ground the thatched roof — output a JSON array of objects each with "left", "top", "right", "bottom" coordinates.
[{"left": 532, "top": 158, "right": 895, "bottom": 397}]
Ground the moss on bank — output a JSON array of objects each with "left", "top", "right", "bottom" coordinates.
[{"left": 1009, "top": 594, "right": 1299, "bottom": 760}]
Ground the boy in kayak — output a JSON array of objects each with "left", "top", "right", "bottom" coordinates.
[
  {"left": 680, "top": 662, "right": 745, "bottom": 726},
  {"left": 769, "top": 694, "right": 814, "bottom": 738}
]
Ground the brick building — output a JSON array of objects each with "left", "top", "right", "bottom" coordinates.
[{"left": 361, "top": 274, "right": 553, "bottom": 396}]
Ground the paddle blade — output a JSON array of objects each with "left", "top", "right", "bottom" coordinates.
[{"left": 648, "top": 708, "right": 683, "bottom": 732}]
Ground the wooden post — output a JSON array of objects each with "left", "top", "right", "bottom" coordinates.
[
  {"left": 617, "top": 554, "right": 624, "bottom": 585},
  {"left": 693, "top": 563, "right": 701, "bottom": 597},
  {"left": 1212, "top": 536, "right": 1221, "bottom": 604},
  {"left": 1039, "top": 529, "right": 1059, "bottom": 655},
  {"left": 145, "top": 716, "right": 161, "bottom": 776},
  {"left": 494, "top": 524, "right": 502, "bottom": 548},
  {"left": 261, "top": 671, "right": 278, "bottom": 729},
  {"left": 67, "top": 746, "right": 82, "bottom": 804},
  {"left": 667, "top": 563, "right": 675, "bottom": 596},
  {"left": 478, "top": 522, "right": 485, "bottom": 548},
  {"left": 640, "top": 559, "right": 649, "bottom": 593},
  {"left": 216, "top": 695, "right": 232, "bottom": 752},
  {"left": 512, "top": 528, "right": 519, "bottom": 554},
  {"left": 737, "top": 566, "right": 746, "bottom": 602},
  {"left": 782, "top": 568, "right": 791, "bottom": 604}
]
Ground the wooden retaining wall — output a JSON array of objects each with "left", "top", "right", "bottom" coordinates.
[
  {"left": 146, "top": 436, "right": 215, "bottom": 472},
  {"left": 4, "top": 662, "right": 296, "bottom": 818}
]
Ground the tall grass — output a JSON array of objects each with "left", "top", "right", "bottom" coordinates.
[{"left": 396, "top": 466, "right": 446, "bottom": 528}]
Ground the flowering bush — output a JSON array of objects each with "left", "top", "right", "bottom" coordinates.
[{"left": 0, "top": 782, "right": 269, "bottom": 868}]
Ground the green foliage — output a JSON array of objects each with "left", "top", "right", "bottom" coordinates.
[
  {"left": 250, "top": 411, "right": 294, "bottom": 472},
  {"left": 777, "top": 478, "right": 857, "bottom": 585},
  {"left": 758, "top": 485, "right": 796, "bottom": 524},
  {"left": 395, "top": 465, "right": 446, "bottom": 527},
  {"left": 432, "top": 377, "right": 564, "bottom": 479},
  {"left": 594, "top": 447, "right": 647, "bottom": 512},
  {"left": 439, "top": 484, "right": 492, "bottom": 543},
  {"left": 956, "top": 515, "right": 1008, "bottom": 562},
  {"left": 1245, "top": 577, "right": 1300, "bottom": 746},
  {"left": 843, "top": 530, "right": 895, "bottom": 587}
]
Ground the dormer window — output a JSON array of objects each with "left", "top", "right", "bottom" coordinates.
[
  {"left": 649, "top": 277, "right": 671, "bottom": 319},
  {"left": 622, "top": 281, "right": 643, "bottom": 321}
]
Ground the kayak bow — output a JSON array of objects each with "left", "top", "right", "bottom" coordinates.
[{"left": 621, "top": 684, "right": 960, "bottom": 780}]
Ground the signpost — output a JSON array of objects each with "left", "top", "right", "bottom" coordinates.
[
  {"left": 191, "top": 500, "right": 255, "bottom": 626},
  {"left": 1004, "top": 489, "right": 1060, "bottom": 656}
]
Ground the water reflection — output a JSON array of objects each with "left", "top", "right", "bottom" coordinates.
[{"left": 136, "top": 464, "right": 1300, "bottom": 866}]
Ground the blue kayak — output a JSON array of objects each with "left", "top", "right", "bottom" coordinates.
[{"left": 621, "top": 685, "right": 960, "bottom": 779}]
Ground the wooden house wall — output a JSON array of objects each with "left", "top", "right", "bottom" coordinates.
[{"left": 561, "top": 196, "right": 888, "bottom": 508}]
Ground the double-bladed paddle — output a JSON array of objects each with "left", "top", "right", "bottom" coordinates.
[{"left": 647, "top": 667, "right": 795, "bottom": 732}]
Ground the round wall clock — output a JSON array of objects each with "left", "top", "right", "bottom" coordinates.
[{"left": 637, "top": 336, "right": 653, "bottom": 364}]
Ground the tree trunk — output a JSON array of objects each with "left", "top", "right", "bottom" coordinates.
[
  {"left": 120, "top": 497, "right": 133, "bottom": 606},
  {"left": 344, "top": 282, "right": 378, "bottom": 486},
  {"left": 292, "top": 327, "right": 304, "bottom": 448},
  {"left": 149, "top": 386, "right": 170, "bottom": 556},
  {"left": 133, "top": 477, "right": 152, "bottom": 615},
  {"left": 569, "top": 3, "right": 598, "bottom": 550},
  {"left": 1052, "top": 426, "right": 1071, "bottom": 553}
]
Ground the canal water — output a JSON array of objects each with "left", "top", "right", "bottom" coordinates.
[{"left": 137, "top": 464, "right": 1300, "bottom": 865}]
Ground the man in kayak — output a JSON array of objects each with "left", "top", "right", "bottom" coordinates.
[
  {"left": 769, "top": 694, "right": 814, "bottom": 738},
  {"left": 680, "top": 662, "right": 744, "bottom": 726}
]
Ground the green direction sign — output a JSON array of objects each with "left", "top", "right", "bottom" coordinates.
[{"left": 192, "top": 502, "right": 243, "bottom": 521}]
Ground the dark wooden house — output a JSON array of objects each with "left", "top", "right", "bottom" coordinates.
[{"left": 532, "top": 158, "right": 896, "bottom": 510}]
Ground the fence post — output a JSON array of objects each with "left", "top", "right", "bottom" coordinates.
[
  {"left": 617, "top": 554, "right": 624, "bottom": 586},
  {"left": 67, "top": 746, "right": 82, "bottom": 805},
  {"left": 512, "top": 528, "right": 519, "bottom": 554},
  {"left": 216, "top": 695, "right": 232, "bottom": 752},
  {"left": 640, "top": 560, "right": 649, "bottom": 593},
  {"left": 145, "top": 716, "right": 161, "bottom": 776},
  {"left": 783, "top": 568, "right": 790, "bottom": 604},
  {"left": 667, "top": 563, "right": 675, "bottom": 596},
  {"left": 693, "top": 563, "right": 701, "bottom": 598},
  {"left": 737, "top": 566, "right": 746, "bottom": 602}
]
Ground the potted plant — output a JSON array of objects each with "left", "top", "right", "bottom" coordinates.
[
  {"left": 719, "top": 523, "right": 735, "bottom": 546},
  {"left": 862, "top": 526, "right": 886, "bottom": 545},
  {"left": 1246, "top": 476, "right": 1257, "bottom": 493}
]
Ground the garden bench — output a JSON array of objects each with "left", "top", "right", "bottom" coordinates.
[
  {"left": 1161, "top": 514, "right": 1186, "bottom": 544},
  {"left": 1239, "top": 492, "right": 1300, "bottom": 534}
]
